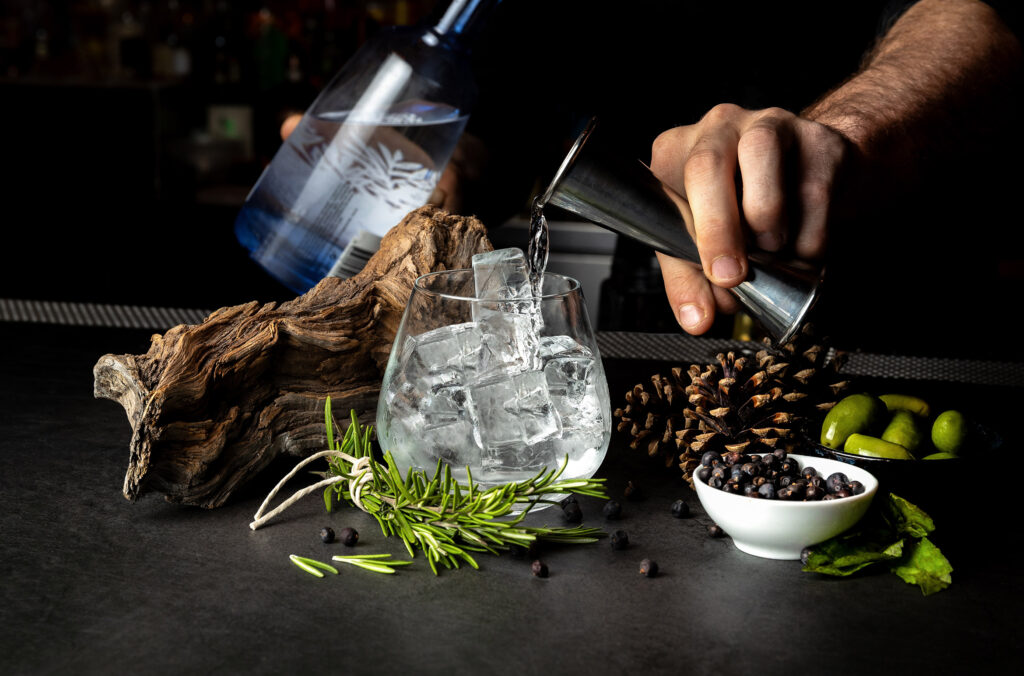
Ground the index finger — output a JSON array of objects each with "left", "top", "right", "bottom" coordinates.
[{"left": 683, "top": 123, "right": 747, "bottom": 288}]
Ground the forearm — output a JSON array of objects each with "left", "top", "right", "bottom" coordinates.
[{"left": 804, "top": 0, "right": 1022, "bottom": 184}]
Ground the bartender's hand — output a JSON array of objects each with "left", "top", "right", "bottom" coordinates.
[
  {"left": 649, "top": 0, "right": 1022, "bottom": 336},
  {"left": 649, "top": 105, "right": 846, "bottom": 334}
]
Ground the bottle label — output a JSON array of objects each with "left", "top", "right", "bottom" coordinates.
[
  {"left": 289, "top": 119, "right": 437, "bottom": 239},
  {"left": 327, "top": 229, "right": 383, "bottom": 279}
]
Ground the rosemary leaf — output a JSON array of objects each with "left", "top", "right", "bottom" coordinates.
[
  {"left": 545, "top": 537, "right": 600, "bottom": 544},
  {"left": 343, "top": 559, "right": 397, "bottom": 574},
  {"left": 460, "top": 551, "right": 481, "bottom": 570},
  {"left": 290, "top": 555, "right": 323, "bottom": 578},
  {"left": 325, "top": 397, "right": 335, "bottom": 451},
  {"left": 335, "top": 553, "right": 394, "bottom": 559},
  {"left": 289, "top": 554, "right": 338, "bottom": 577}
]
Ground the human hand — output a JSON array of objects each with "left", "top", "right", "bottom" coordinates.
[{"left": 649, "top": 103, "right": 848, "bottom": 334}]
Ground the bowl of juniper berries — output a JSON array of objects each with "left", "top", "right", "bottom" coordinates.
[{"left": 692, "top": 452, "right": 879, "bottom": 560}]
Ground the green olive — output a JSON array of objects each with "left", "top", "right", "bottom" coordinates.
[
  {"left": 922, "top": 452, "right": 958, "bottom": 460},
  {"left": 844, "top": 433, "right": 916, "bottom": 460},
  {"left": 879, "top": 394, "right": 931, "bottom": 418},
  {"left": 820, "top": 394, "right": 888, "bottom": 450},
  {"left": 932, "top": 410, "right": 968, "bottom": 455},
  {"left": 881, "top": 410, "right": 923, "bottom": 453}
]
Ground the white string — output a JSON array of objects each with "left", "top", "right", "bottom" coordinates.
[
  {"left": 346, "top": 455, "right": 374, "bottom": 512},
  {"left": 249, "top": 450, "right": 375, "bottom": 530}
]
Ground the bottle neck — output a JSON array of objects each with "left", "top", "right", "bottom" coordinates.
[{"left": 426, "top": 0, "right": 501, "bottom": 47}]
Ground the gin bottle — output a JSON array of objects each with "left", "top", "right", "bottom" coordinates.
[{"left": 235, "top": 0, "right": 500, "bottom": 293}]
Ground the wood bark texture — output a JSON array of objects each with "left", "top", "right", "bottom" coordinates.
[{"left": 93, "top": 206, "right": 492, "bottom": 508}]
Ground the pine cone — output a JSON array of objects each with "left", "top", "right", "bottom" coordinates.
[
  {"left": 613, "top": 368, "right": 692, "bottom": 467},
  {"left": 613, "top": 323, "right": 851, "bottom": 485}
]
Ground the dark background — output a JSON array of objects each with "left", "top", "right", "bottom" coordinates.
[
  {"left": 2, "top": 0, "right": 1022, "bottom": 355},
  {"left": 1, "top": 0, "right": 423, "bottom": 311}
]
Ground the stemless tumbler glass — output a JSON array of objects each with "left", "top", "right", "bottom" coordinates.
[{"left": 376, "top": 269, "right": 611, "bottom": 495}]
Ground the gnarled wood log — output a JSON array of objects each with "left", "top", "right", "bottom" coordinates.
[{"left": 93, "top": 206, "right": 492, "bottom": 508}]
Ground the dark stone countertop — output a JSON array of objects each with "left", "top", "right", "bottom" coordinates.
[{"left": 1, "top": 320, "right": 1019, "bottom": 675}]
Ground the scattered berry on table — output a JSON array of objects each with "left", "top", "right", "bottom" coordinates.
[
  {"left": 339, "top": 526, "right": 359, "bottom": 547},
  {"left": 610, "top": 530, "right": 630, "bottom": 550},
  {"left": 671, "top": 499, "right": 690, "bottom": 518},
  {"left": 603, "top": 499, "right": 622, "bottom": 519},
  {"left": 707, "top": 524, "right": 727, "bottom": 538},
  {"left": 639, "top": 558, "right": 659, "bottom": 577},
  {"left": 531, "top": 560, "right": 549, "bottom": 578},
  {"left": 562, "top": 500, "right": 583, "bottom": 523},
  {"left": 320, "top": 526, "right": 335, "bottom": 543}
]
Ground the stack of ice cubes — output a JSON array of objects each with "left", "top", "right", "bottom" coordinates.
[{"left": 381, "top": 248, "right": 608, "bottom": 483}]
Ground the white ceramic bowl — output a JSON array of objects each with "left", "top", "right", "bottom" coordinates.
[{"left": 692, "top": 453, "right": 879, "bottom": 560}]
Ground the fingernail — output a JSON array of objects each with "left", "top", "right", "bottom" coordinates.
[
  {"left": 756, "top": 232, "right": 782, "bottom": 252},
  {"left": 711, "top": 255, "right": 742, "bottom": 282},
  {"left": 679, "top": 303, "right": 705, "bottom": 330}
]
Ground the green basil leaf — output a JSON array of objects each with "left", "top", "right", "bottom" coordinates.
[{"left": 890, "top": 536, "right": 953, "bottom": 596}]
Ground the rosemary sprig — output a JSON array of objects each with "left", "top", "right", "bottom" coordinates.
[{"left": 253, "top": 398, "right": 609, "bottom": 575}]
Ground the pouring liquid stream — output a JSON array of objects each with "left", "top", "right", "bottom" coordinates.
[{"left": 526, "top": 195, "right": 550, "bottom": 294}]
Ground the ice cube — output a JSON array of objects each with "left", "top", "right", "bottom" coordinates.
[
  {"left": 383, "top": 371, "right": 424, "bottom": 419},
  {"left": 556, "top": 384, "right": 609, "bottom": 453},
  {"left": 420, "top": 384, "right": 471, "bottom": 430},
  {"left": 511, "top": 370, "right": 562, "bottom": 444},
  {"left": 545, "top": 355, "right": 595, "bottom": 404},
  {"left": 379, "top": 394, "right": 425, "bottom": 471},
  {"left": 472, "top": 247, "right": 533, "bottom": 305},
  {"left": 382, "top": 372, "right": 483, "bottom": 474},
  {"left": 467, "top": 372, "right": 524, "bottom": 449},
  {"left": 538, "top": 335, "right": 593, "bottom": 361},
  {"left": 420, "top": 415, "right": 482, "bottom": 473},
  {"left": 404, "top": 322, "right": 481, "bottom": 390},
  {"left": 476, "top": 311, "right": 541, "bottom": 376},
  {"left": 470, "top": 248, "right": 545, "bottom": 376},
  {"left": 468, "top": 369, "right": 562, "bottom": 476},
  {"left": 484, "top": 438, "right": 558, "bottom": 476}
]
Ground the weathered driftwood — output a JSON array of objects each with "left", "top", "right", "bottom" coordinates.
[{"left": 93, "top": 206, "right": 492, "bottom": 508}]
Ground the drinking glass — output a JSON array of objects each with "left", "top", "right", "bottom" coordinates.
[{"left": 376, "top": 269, "right": 611, "bottom": 499}]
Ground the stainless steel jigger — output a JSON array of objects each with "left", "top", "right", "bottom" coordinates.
[{"left": 538, "top": 117, "right": 824, "bottom": 345}]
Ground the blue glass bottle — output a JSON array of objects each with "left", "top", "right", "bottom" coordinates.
[{"left": 235, "top": 0, "right": 500, "bottom": 293}]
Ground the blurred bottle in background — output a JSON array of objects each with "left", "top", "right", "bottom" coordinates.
[{"left": 233, "top": 0, "right": 499, "bottom": 294}]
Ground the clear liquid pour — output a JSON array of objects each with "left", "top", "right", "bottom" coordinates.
[{"left": 527, "top": 195, "right": 549, "bottom": 293}]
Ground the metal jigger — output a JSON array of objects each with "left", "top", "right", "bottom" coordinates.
[{"left": 538, "top": 117, "right": 824, "bottom": 345}]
